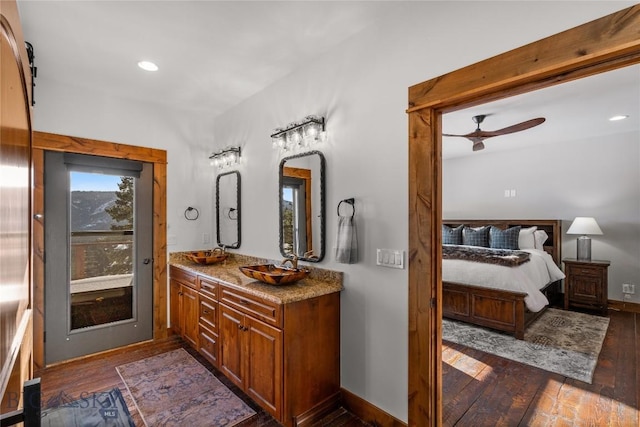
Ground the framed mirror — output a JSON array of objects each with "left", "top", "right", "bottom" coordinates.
[
  {"left": 279, "top": 150, "right": 325, "bottom": 262},
  {"left": 216, "top": 171, "right": 241, "bottom": 249}
]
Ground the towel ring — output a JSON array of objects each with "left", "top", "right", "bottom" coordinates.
[
  {"left": 184, "top": 206, "right": 199, "bottom": 221},
  {"left": 337, "top": 198, "right": 355, "bottom": 217}
]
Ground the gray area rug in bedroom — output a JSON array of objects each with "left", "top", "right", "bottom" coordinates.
[{"left": 442, "top": 308, "right": 609, "bottom": 384}]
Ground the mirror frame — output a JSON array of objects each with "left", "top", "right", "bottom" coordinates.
[
  {"left": 216, "top": 170, "right": 241, "bottom": 249},
  {"left": 278, "top": 150, "right": 326, "bottom": 262}
]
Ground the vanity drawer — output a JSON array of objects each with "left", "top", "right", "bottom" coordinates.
[
  {"left": 170, "top": 265, "right": 197, "bottom": 289},
  {"left": 198, "top": 276, "right": 219, "bottom": 300},
  {"left": 199, "top": 326, "right": 219, "bottom": 368},
  {"left": 220, "top": 286, "right": 282, "bottom": 328},
  {"left": 199, "top": 295, "right": 218, "bottom": 332}
]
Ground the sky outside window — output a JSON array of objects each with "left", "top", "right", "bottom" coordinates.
[{"left": 70, "top": 172, "right": 121, "bottom": 191}]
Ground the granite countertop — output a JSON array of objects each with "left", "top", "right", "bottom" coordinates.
[{"left": 169, "top": 252, "right": 343, "bottom": 304}]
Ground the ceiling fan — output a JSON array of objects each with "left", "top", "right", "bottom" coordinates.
[{"left": 443, "top": 114, "right": 546, "bottom": 151}]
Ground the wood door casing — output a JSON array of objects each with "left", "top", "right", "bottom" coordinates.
[
  {"left": 32, "top": 132, "right": 167, "bottom": 370},
  {"left": 407, "top": 5, "right": 640, "bottom": 426}
]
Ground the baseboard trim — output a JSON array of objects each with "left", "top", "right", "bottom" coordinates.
[
  {"left": 340, "top": 388, "right": 407, "bottom": 427},
  {"left": 608, "top": 299, "right": 640, "bottom": 314},
  {"left": 294, "top": 392, "right": 342, "bottom": 427}
]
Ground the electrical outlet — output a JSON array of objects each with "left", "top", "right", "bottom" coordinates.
[{"left": 622, "top": 283, "right": 635, "bottom": 294}]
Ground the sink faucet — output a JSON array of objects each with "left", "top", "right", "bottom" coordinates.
[{"left": 280, "top": 255, "right": 298, "bottom": 269}]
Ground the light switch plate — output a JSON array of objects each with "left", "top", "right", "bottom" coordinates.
[{"left": 376, "top": 248, "right": 404, "bottom": 269}]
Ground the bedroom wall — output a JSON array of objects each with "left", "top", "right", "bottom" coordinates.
[
  {"left": 25, "top": 1, "right": 636, "bottom": 422},
  {"left": 443, "top": 131, "right": 640, "bottom": 303}
]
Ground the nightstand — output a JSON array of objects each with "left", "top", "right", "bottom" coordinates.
[{"left": 563, "top": 258, "right": 610, "bottom": 315}]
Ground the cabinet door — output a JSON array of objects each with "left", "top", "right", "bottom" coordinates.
[
  {"left": 570, "top": 273, "right": 602, "bottom": 304},
  {"left": 169, "top": 280, "right": 182, "bottom": 335},
  {"left": 181, "top": 285, "right": 199, "bottom": 348},
  {"left": 246, "top": 316, "right": 282, "bottom": 420},
  {"left": 220, "top": 304, "right": 245, "bottom": 389}
]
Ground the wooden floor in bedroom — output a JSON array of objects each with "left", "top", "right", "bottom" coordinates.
[
  {"left": 442, "top": 310, "right": 640, "bottom": 426},
  {"left": 37, "top": 335, "right": 368, "bottom": 427}
]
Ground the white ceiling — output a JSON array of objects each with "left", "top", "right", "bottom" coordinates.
[
  {"left": 17, "top": 1, "right": 639, "bottom": 156},
  {"left": 442, "top": 65, "right": 640, "bottom": 159},
  {"left": 17, "top": 1, "right": 395, "bottom": 116}
]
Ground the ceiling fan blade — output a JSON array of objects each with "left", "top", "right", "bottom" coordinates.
[
  {"left": 480, "top": 117, "right": 546, "bottom": 137},
  {"left": 443, "top": 132, "right": 490, "bottom": 145}
]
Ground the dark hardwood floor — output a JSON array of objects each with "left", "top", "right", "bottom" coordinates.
[
  {"left": 37, "top": 336, "right": 368, "bottom": 427},
  {"left": 442, "top": 310, "right": 640, "bottom": 426},
  {"left": 37, "top": 310, "right": 638, "bottom": 426}
]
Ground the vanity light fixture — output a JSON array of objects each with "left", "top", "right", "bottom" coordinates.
[
  {"left": 209, "top": 146, "right": 241, "bottom": 169},
  {"left": 271, "top": 115, "right": 326, "bottom": 151}
]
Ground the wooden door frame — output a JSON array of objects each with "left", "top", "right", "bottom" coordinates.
[
  {"left": 407, "top": 5, "right": 640, "bottom": 425},
  {"left": 32, "top": 131, "right": 168, "bottom": 370}
]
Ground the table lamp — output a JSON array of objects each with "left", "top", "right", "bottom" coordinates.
[{"left": 567, "top": 217, "right": 603, "bottom": 261}]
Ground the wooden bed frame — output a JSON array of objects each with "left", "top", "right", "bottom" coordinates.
[{"left": 441, "top": 219, "right": 562, "bottom": 339}]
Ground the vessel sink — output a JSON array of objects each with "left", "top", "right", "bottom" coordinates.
[
  {"left": 239, "top": 264, "right": 309, "bottom": 285},
  {"left": 186, "top": 250, "right": 228, "bottom": 265}
]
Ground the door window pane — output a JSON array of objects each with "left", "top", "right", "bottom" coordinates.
[{"left": 69, "top": 172, "right": 135, "bottom": 330}]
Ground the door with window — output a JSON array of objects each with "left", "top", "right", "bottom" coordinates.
[{"left": 44, "top": 152, "right": 153, "bottom": 364}]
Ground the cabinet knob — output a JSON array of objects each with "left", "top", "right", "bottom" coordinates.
[{"left": 203, "top": 310, "right": 209, "bottom": 314}]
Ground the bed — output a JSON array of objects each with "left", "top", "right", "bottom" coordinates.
[{"left": 441, "top": 219, "right": 564, "bottom": 339}]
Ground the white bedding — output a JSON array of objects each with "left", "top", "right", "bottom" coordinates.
[{"left": 442, "top": 246, "right": 565, "bottom": 312}]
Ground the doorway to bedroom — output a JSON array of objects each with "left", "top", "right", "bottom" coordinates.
[{"left": 406, "top": 6, "right": 640, "bottom": 425}]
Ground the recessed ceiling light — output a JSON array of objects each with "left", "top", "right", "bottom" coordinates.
[
  {"left": 609, "top": 115, "right": 629, "bottom": 121},
  {"left": 137, "top": 61, "right": 158, "bottom": 72}
]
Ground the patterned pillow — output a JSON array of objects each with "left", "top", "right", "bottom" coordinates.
[
  {"left": 490, "top": 225, "right": 521, "bottom": 250},
  {"left": 442, "top": 225, "right": 463, "bottom": 245},
  {"left": 462, "top": 226, "right": 490, "bottom": 247}
]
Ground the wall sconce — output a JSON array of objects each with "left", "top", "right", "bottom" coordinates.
[
  {"left": 271, "top": 115, "right": 326, "bottom": 151},
  {"left": 209, "top": 146, "right": 241, "bottom": 169}
]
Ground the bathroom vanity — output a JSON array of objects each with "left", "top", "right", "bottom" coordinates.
[{"left": 169, "top": 252, "right": 343, "bottom": 426}]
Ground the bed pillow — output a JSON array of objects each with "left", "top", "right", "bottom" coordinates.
[
  {"left": 518, "top": 226, "right": 537, "bottom": 249},
  {"left": 442, "top": 225, "right": 463, "bottom": 245},
  {"left": 490, "top": 225, "right": 521, "bottom": 250},
  {"left": 462, "top": 226, "right": 490, "bottom": 247},
  {"left": 534, "top": 229, "right": 549, "bottom": 250}
]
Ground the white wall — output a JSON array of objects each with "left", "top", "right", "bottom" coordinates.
[
  {"left": 444, "top": 132, "right": 640, "bottom": 302},
  {"left": 29, "top": 1, "right": 636, "bottom": 422},
  {"left": 31, "top": 82, "right": 217, "bottom": 253}
]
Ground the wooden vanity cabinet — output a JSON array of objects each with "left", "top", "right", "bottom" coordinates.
[
  {"left": 169, "top": 266, "right": 199, "bottom": 348},
  {"left": 170, "top": 265, "right": 341, "bottom": 427}
]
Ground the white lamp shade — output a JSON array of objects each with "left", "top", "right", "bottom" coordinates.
[{"left": 567, "top": 217, "right": 603, "bottom": 235}]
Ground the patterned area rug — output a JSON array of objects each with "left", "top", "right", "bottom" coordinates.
[
  {"left": 41, "top": 388, "right": 134, "bottom": 427},
  {"left": 116, "top": 348, "right": 256, "bottom": 426},
  {"left": 443, "top": 308, "right": 610, "bottom": 383}
]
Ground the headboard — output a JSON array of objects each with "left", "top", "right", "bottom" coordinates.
[{"left": 442, "top": 219, "right": 562, "bottom": 266}]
